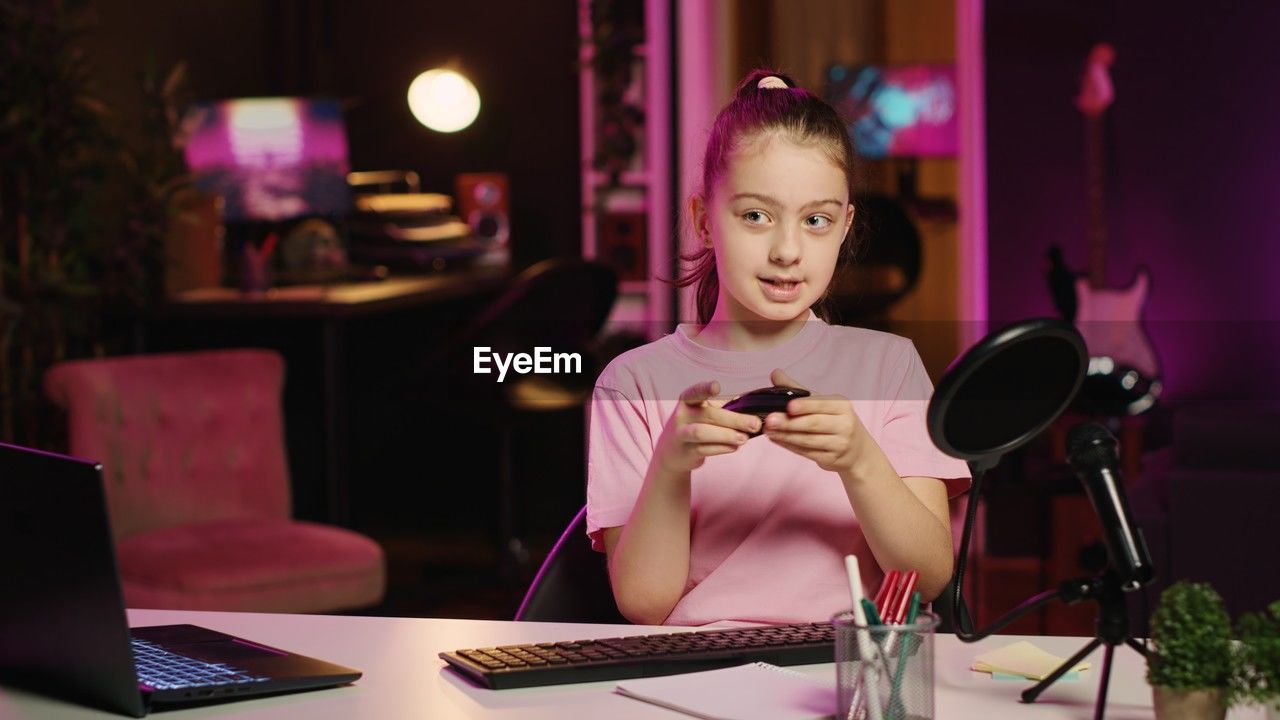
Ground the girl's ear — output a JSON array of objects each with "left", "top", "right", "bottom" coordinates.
[
  {"left": 689, "top": 193, "right": 712, "bottom": 248},
  {"left": 843, "top": 203, "right": 855, "bottom": 239}
]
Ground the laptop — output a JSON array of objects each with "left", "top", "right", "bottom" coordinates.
[{"left": 0, "top": 442, "right": 362, "bottom": 717}]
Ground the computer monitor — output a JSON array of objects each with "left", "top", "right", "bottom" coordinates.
[
  {"left": 183, "top": 97, "right": 351, "bottom": 223},
  {"left": 825, "top": 64, "right": 958, "bottom": 160}
]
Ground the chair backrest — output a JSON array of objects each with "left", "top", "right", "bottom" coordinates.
[
  {"left": 449, "top": 257, "right": 618, "bottom": 412},
  {"left": 518, "top": 501, "right": 976, "bottom": 627},
  {"left": 462, "top": 258, "right": 617, "bottom": 352},
  {"left": 43, "top": 349, "right": 292, "bottom": 539},
  {"left": 515, "top": 505, "right": 629, "bottom": 624},
  {"left": 830, "top": 192, "right": 923, "bottom": 321}
]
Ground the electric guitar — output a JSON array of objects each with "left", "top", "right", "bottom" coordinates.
[{"left": 1046, "top": 43, "right": 1162, "bottom": 416}]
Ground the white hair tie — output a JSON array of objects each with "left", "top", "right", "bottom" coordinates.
[{"left": 757, "top": 76, "right": 788, "bottom": 90}]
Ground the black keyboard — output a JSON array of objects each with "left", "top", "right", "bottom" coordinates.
[{"left": 440, "top": 622, "right": 835, "bottom": 689}]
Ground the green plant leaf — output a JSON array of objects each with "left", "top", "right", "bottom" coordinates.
[{"left": 1147, "top": 581, "right": 1233, "bottom": 690}]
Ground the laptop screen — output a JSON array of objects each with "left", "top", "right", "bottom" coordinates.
[{"left": 0, "top": 443, "right": 146, "bottom": 716}]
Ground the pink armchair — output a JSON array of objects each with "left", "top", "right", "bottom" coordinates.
[{"left": 44, "top": 349, "right": 385, "bottom": 613}]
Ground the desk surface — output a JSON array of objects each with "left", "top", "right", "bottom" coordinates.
[
  {"left": 0, "top": 610, "right": 1264, "bottom": 720},
  {"left": 159, "top": 262, "right": 510, "bottom": 319}
]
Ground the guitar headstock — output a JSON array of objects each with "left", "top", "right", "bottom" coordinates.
[{"left": 1075, "top": 42, "right": 1116, "bottom": 118}]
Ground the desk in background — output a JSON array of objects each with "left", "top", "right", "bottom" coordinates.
[
  {"left": 167, "top": 269, "right": 509, "bottom": 317},
  {"left": 0, "top": 609, "right": 1265, "bottom": 719},
  {"left": 145, "top": 264, "right": 511, "bottom": 526}
]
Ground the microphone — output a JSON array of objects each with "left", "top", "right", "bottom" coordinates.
[{"left": 1065, "top": 422, "right": 1155, "bottom": 591}]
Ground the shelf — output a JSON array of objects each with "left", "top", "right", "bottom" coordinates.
[
  {"left": 579, "top": 0, "right": 672, "bottom": 336},
  {"left": 578, "top": 43, "right": 648, "bottom": 64},
  {"left": 589, "top": 169, "right": 650, "bottom": 186},
  {"left": 619, "top": 280, "right": 651, "bottom": 294}
]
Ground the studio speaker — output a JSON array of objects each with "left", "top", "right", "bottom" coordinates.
[{"left": 455, "top": 172, "right": 510, "bottom": 248}]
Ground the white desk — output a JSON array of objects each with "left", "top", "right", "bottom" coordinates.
[{"left": 0, "top": 609, "right": 1264, "bottom": 719}]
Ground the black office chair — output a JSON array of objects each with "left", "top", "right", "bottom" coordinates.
[
  {"left": 515, "top": 505, "right": 629, "bottom": 623},
  {"left": 516, "top": 505, "right": 972, "bottom": 630},
  {"left": 448, "top": 258, "right": 618, "bottom": 579},
  {"left": 828, "top": 192, "right": 923, "bottom": 324},
  {"left": 515, "top": 503, "right": 972, "bottom": 628}
]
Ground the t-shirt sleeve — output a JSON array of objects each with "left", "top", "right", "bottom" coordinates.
[
  {"left": 879, "top": 340, "right": 971, "bottom": 497},
  {"left": 585, "top": 382, "right": 654, "bottom": 551}
]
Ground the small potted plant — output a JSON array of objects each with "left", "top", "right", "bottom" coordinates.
[
  {"left": 1148, "top": 581, "right": 1233, "bottom": 720},
  {"left": 1235, "top": 600, "right": 1280, "bottom": 720}
]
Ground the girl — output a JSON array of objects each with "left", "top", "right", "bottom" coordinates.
[{"left": 586, "top": 69, "right": 969, "bottom": 626}]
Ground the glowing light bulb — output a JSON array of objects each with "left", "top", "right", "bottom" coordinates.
[{"left": 407, "top": 69, "right": 480, "bottom": 133}]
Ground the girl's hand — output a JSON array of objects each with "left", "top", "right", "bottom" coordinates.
[
  {"left": 653, "top": 380, "right": 763, "bottom": 476},
  {"left": 762, "top": 368, "right": 870, "bottom": 475}
]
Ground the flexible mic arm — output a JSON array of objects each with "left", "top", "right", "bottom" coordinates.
[
  {"left": 947, "top": 460, "right": 1114, "bottom": 643},
  {"left": 949, "top": 460, "right": 1060, "bottom": 642}
]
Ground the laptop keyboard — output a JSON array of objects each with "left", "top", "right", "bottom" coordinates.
[{"left": 131, "top": 638, "right": 269, "bottom": 691}]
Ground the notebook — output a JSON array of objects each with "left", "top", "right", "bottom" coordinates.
[
  {"left": 614, "top": 661, "right": 836, "bottom": 720},
  {"left": 0, "top": 442, "right": 362, "bottom": 717}
]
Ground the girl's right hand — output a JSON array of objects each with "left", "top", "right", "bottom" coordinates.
[{"left": 653, "top": 380, "right": 763, "bottom": 475}]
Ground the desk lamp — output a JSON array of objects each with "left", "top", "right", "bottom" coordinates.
[{"left": 927, "top": 318, "right": 1152, "bottom": 720}]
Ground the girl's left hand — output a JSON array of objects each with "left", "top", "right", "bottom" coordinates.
[{"left": 762, "top": 368, "right": 869, "bottom": 475}]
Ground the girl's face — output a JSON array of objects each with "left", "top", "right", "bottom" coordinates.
[{"left": 697, "top": 133, "right": 854, "bottom": 326}]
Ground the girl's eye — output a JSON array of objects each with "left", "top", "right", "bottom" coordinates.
[
  {"left": 742, "top": 210, "right": 769, "bottom": 224},
  {"left": 806, "top": 215, "right": 833, "bottom": 229}
]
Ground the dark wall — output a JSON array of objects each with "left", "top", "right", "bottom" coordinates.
[
  {"left": 986, "top": 2, "right": 1280, "bottom": 405},
  {"left": 325, "top": 1, "right": 581, "bottom": 265},
  {"left": 82, "top": 0, "right": 581, "bottom": 265},
  {"left": 80, "top": 2, "right": 273, "bottom": 133}
]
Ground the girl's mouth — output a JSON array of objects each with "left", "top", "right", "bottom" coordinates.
[{"left": 759, "top": 277, "right": 802, "bottom": 302}]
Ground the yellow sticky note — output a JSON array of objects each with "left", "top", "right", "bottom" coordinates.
[
  {"left": 972, "top": 642, "right": 1091, "bottom": 681},
  {"left": 971, "top": 661, "right": 1090, "bottom": 676}
]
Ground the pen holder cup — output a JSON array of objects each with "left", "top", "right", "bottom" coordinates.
[{"left": 833, "top": 611, "right": 937, "bottom": 720}]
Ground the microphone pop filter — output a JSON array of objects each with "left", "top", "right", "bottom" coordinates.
[{"left": 928, "top": 318, "right": 1087, "bottom": 465}]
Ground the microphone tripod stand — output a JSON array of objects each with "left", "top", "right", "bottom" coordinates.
[
  {"left": 950, "top": 462, "right": 1150, "bottom": 720},
  {"left": 1019, "top": 573, "right": 1149, "bottom": 720}
]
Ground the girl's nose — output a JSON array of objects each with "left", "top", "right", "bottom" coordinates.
[{"left": 768, "top": 226, "right": 801, "bottom": 265}]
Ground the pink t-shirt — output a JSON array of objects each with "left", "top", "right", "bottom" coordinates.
[{"left": 586, "top": 314, "right": 970, "bottom": 626}]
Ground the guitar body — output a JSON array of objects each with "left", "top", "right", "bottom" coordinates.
[
  {"left": 1071, "top": 269, "right": 1163, "bottom": 415},
  {"left": 1074, "top": 270, "right": 1158, "bottom": 378}
]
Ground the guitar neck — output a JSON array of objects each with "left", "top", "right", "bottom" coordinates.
[{"left": 1086, "top": 117, "right": 1107, "bottom": 289}]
